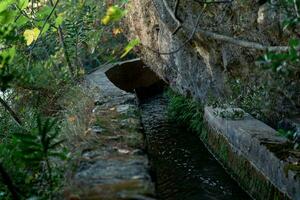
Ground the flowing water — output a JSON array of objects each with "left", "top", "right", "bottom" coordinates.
[{"left": 139, "top": 94, "right": 251, "bottom": 200}]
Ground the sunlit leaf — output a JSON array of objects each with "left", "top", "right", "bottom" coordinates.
[
  {"left": 101, "top": 15, "right": 110, "bottom": 25},
  {"left": 41, "top": 23, "right": 50, "bottom": 35},
  {"left": 18, "top": 0, "right": 29, "bottom": 10},
  {"left": 121, "top": 38, "right": 140, "bottom": 58},
  {"left": 101, "top": 5, "right": 127, "bottom": 25},
  {"left": 0, "top": 0, "right": 14, "bottom": 13},
  {"left": 112, "top": 28, "right": 122, "bottom": 36},
  {"left": 55, "top": 15, "right": 64, "bottom": 27},
  {"left": 23, "top": 28, "right": 40, "bottom": 46}
]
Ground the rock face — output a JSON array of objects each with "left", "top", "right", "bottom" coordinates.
[{"left": 124, "top": 0, "right": 288, "bottom": 102}]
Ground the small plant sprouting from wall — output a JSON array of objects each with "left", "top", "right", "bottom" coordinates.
[{"left": 166, "top": 89, "right": 204, "bottom": 134}]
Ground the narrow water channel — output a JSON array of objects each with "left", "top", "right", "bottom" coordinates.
[{"left": 139, "top": 94, "right": 251, "bottom": 200}]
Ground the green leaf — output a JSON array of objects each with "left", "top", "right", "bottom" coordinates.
[
  {"left": 0, "top": 46, "right": 16, "bottom": 68},
  {"left": 120, "top": 0, "right": 129, "bottom": 3},
  {"left": 121, "top": 38, "right": 140, "bottom": 58},
  {"left": 22, "top": 153, "right": 44, "bottom": 162},
  {"left": 289, "top": 38, "right": 300, "bottom": 48},
  {"left": 49, "top": 139, "right": 65, "bottom": 149},
  {"left": 36, "top": 6, "right": 52, "bottom": 20},
  {"left": 101, "top": 5, "right": 127, "bottom": 25},
  {"left": 18, "top": 140, "right": 41, "bottom": 148},
  {"left": 13, "top": 132, "right": 36, "bottom": 141},
  {"left": 0, "top": 0, "right": 15, "bottom": 13},
  {"left": 18, "top": 0, "right": 29, "bottom": 10},
  {"left": 19, "top": 146, "right": 42, "bottom": 154},
  {"left": 48, "top": 152, "right": 67, "bottom": 160},
  {"left": 0, "top": 10, "right": 16, "bottom": 25},
  {"left": 55, "top": 15, "right": 64, "bottom": 27},
  {"left": 41, "top": 23, "right": 50, "bottom": 35},
  {"left": 15, "top": 15, "right": 29, "bottom": 27}
]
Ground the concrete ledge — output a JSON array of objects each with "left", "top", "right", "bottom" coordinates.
[
  {"left": 64, "top": 68, "right": 155, "bottom": 200},
  {"left": 203, "top": 107, "right": 300, "bottom": 200}
]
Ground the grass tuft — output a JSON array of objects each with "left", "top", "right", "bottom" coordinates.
[{"left": 166, "top": 89, "right": 204, "bottom": 134}]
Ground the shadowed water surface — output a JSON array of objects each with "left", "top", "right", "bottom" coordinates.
[{"left": 140, "top": 94, "right": 251, "bottom": 200}]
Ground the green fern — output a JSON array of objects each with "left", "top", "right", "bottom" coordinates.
[{"left": 14, "top": 116, "right": 65, "bottom": 162}]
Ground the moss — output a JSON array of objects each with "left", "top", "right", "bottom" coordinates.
[
  {"left": 219, "top": 143, "right": 228, "bottom": 161},
  {"left": 67, "top": 180, "right": 154, "bottom": 200},
  {"left": 260, "top": 139, "right": 300, "bottom": 178},
  {"left": 284, "top": 164, "right": 300, "bottom": 179},
  {"left": 203, "top": 123, "right": 291, "bottom": 200},
  {"left": 260, "top": 140, "right": 294, "bottom": 160}
]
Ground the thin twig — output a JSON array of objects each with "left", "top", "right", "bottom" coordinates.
[
  {"left": 31, "top": 0, "right": 59, "bottom": 50},
  {"left": 145, "top": 0, "right": 292, "bottom": 55},
  {"left": 293, "top": 0, "right": 300, "bottom": 18},
  {"left": 196, "top": 28, "right": 291, "bottom": 51},
  {"left": 144, "top": 7, "right": 205, "bottom": 55},
  {"left": 27, "top": 0, "right": 60, "bottom": 68},
  {"left": 49, "top": 0, "right": 74, "bottom": 76},
  {"left": 0, "top": 96, "right": 22, "bottom": 126},
  {"left": 173, "top": 0, "right": 180, "bottom": 13},
  {"left": 172, "top": 0, "right": 181, "bottom": 34},
  {"left": 162, "top": 0, "right": 182, "bottom": 34},
  {"left": 162, "top": 0, "right": 233, "bottom": 34}
]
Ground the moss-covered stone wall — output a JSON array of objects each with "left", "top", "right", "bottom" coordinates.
[{"left": 201, "top": 122, "right": 290, "bottom": 200}]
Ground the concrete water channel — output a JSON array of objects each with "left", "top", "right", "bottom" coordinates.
[
  {"left": 67, "top": 59, "right": 299, "bottom": 199},
  {"left": 92, "top": 59, "right": 250, "bottom": 199},
  {"left": 139, "top": 94, "right": 250, "bottom": 200}
]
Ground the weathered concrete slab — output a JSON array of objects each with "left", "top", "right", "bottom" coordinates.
[
  {"left": 203, "top": 107, "right": 300, "bottom": 200},
  {"left": 64, "top": 67, "right": 155, "bottom": 200}
]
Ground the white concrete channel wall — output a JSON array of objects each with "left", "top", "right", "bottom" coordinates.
[{"left": 204, "top": 107, "right": 300, "bottom": 200}]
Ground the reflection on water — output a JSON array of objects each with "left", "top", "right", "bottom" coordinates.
[{"left": 140, "top": 95, "right": 251, "bottom": 200}]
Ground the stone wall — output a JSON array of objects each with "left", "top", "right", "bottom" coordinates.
[
  {"left": 64, "top": 67, "right": 155, "bottom": 199},
  {"left": 203, "top": 107, "right": 300, "bottom": 200},
  {"left": 124, "top": 0, "right": 290, "bottom": 102}
]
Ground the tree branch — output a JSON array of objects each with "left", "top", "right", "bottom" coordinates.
[
  {"left": 0, "top": 96, "right": 22, "bottom": 126},
  {"left": 196, "top": 28, "right": 291, "bottom": 52},
  {"left": 0, "top": 163, "right": 20, "bottom": 200},
  {"left": 48, "top": 0, "right": 73, "bottom": 76},
  {"left": 162, "top": 0, "right": 233, "bottom": 34},
  {"left": 162, "top": 0, "right": 182, "bottom": 34},
  {"left": 147, "top": 0, "right": 293, "bottom": 55}
]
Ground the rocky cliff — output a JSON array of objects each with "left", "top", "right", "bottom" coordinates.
[{"left": 124, "top": 0, "right": 293, "bottom": 103}]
